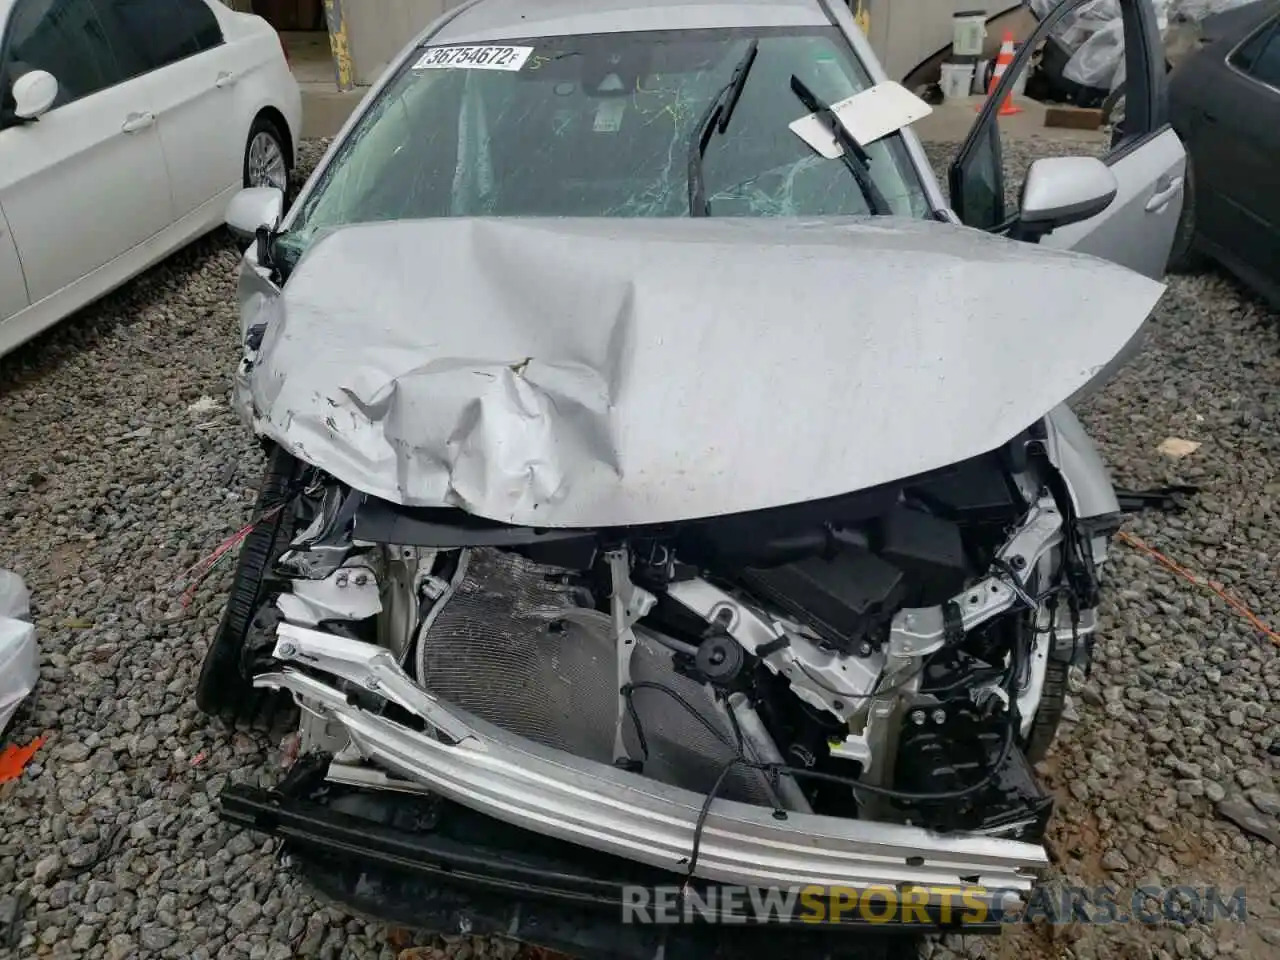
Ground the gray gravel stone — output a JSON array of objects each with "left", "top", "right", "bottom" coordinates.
[
  {"left": 228, "top": 899, "right": 264, "bottom": 930},
  {"left": 56, "top": 741, "right": 90, "bottom": 763},
  {"left": 139, "top": 924, "right": 178, "bottom": 951},
  {"left": 32, "top": 853, "right": 61, "bottom": 885},
  {"left": 1102, "top": 848, "right": 1130, "bottom": 872},
  {"left": 2, "top": 133, "right": 1278, "bottom": 960},
  {"left": 1247, "top": 790, "right": 1280, "bottom": 816},
  {"left": 1236, "top": 768, "right": 1263, "bottom": 788}
]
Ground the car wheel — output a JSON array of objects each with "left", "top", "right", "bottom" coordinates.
[
  {"left": 1023, "top": 657, "right": 1069, "bottom": 764},
  {"left": 195, "top": 443, "right": 302, "bottom": 728},
  {"left": 243, "top": 115, "right": 290, "bottom": 193},
  {"left": 1167, "top": 152, "right": 1204, "bottom": 275}
]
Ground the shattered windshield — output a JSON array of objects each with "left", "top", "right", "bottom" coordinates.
[{"left": 277, "top": 27, "right": 931, "bottom": 265}]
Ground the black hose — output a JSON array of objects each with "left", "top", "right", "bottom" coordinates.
[
  {"left": 683, "top": 757, "right": 746, "bottom": 890},
  {"left": 763, "top": 720, "right": 1016, "bottom": 801},
  {"left": 638, "top": 674, "right": 1023, "bottom": 891},
  {"left": 673, "top": 715, "right": 1019, "bottom": 887},
  {"left": 621, "top": 680, "right": 739, "bottom": 760}
]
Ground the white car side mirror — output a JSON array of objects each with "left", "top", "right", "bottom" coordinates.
[
  {"left": 1016, "top": 156, "right": 1119, "bottom": 241},
  {"left": 226, "top": 186, "right": 285, "bottom": 246},
  {"left": 12, "top": 69, "right": 58, "bottom": 120}
]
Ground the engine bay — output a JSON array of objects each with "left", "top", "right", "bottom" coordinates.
[{"left": 239, "top": 428, "right": 1105, "bottom": 868}]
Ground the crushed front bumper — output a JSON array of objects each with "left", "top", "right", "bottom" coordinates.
[
  {"left": 222, "top": 783, "right": 1005, "bottom": 959},
  {"left": 236, "top": 627, "right": 1047, "bottom": 907}
]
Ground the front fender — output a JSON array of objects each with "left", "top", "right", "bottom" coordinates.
[
  {"left": 1042, "top": 404, "right": 1120, "bottom": 522},
  {"left": 233, "top": 248, "right": 280, "bottom": 427},
  {"left": 235, "top": 246, "right": 277, "bottom": 342}
]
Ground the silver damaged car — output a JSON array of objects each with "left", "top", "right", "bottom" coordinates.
[{"left": 201, "top": 0, "right": 1185, "bottom": 955}]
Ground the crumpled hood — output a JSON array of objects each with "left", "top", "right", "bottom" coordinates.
[{"left": 245, "top": 216, "right": 1163, "bottom": 527}]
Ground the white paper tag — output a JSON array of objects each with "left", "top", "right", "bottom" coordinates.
[
  {"left": 789, "top": 81, "right": 933, "bottom": 160},
  {"left": 593, "top": 99, "right": 626, "bottom": 133},
  {"left": 414, "top": 45, "right": 534, "bottom": 71}
]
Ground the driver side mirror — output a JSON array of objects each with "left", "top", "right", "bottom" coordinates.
[
  {"left": 226, "top": 186, "right": 285, "bottom": 261},
  {"left": 9, "top": 69, "right": 58, "bottom": 122},
  {"left": 1011, "top": 156, "right": 1118, "bottom": 243}
]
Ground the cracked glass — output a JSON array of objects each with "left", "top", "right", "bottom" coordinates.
[{"left": 277, "top": 27, "right": 932, "bottom": 266}]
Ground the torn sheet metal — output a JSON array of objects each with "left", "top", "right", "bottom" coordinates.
[
  {"left": 244, "top": 215, "right": 1164, "bottom": 528},
  {"left": 0, "top": 570, "right": 37, "bottom": 735}
]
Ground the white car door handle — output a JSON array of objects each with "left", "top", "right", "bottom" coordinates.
[
  {"left": 1145, "top": 177, "right": 1184, "bottom": 212},
  {"left": 121, "top": 112, "right": 155, "bottom": 133},
  {"left": 215, "top": 71, "right": 238, "bottom": 89}
]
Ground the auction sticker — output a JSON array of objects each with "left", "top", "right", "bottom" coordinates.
[{"left": 413, "top": 44, "right": 534, "bottom": 71}]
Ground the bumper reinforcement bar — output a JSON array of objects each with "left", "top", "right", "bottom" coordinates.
[{"left": 252, "top": 627, "right": 1048, "bottom": 906}]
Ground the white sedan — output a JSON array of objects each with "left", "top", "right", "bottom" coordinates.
[{"left": 0, "top": 0, "right": 301, "bottom": 357}]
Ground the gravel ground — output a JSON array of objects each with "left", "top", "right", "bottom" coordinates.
[{"left": 1, "top": 136, "right": 1278, "bottom": 960}]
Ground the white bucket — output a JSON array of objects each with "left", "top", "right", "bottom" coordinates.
[
  {"left": 953, "top": 12, "right": 987, "bottom": 58},
  {"left": 940, "top": 61, "right": 976, "bottom": 100}
]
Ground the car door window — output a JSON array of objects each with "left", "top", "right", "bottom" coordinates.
[
  {"left": 1231, "top": 17, "right": 1280, "bottom": 87},
  {"left": 92, "top": 0, "right": 224, "bottom": 80},
  {"left": 0, "top": 0, "right": 122, "bottom": 114},
  {"left": 948, "top": 0, "right": 1163, "bottom": 231}
]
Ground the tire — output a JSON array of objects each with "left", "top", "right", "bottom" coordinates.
[
  {"left": 1166, "top": 152, "right": 1205, "bottom": 275},
  {"left": 195, "top": 443, "right": 302, "bottom": 727},
  {"left": 1023, "top": 658, "right": 1069, "bottom": 764},
  {"left": 243, "top": 114, "right": 290, "bottom": 193}
]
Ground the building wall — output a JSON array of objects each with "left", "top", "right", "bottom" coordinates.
[
  {"left": 865, "top": 1, "right": 1025, "bottom": 82},
  {"left": 333, "top": 0, "right": 1021, "bottom": 88},
  {"left": 246, "top": 0, "right": 1029, "bottom": 95},
  {"left": 345, "top": 0, "right": 453, "bottom": 86}
]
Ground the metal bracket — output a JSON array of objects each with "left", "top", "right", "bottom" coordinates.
[
  {"left": 666, "top": 580, "right": 880, "bottom": 722},
  {"left": 277, "top": 557, "right": 383, "bottom": 626},
  {"left": 606, "top": 549, "right": 655, "bottom": 763},
  {"left": 272, "top": 625, "right": 476, "bottom": 745},
  {"left": 885, "top": 496, "right": 1064, "bottom": 663}
]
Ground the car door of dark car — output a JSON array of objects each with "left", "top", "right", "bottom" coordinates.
[{"left": 1191, "top": 15, "right": 1280, "bottom": 285}]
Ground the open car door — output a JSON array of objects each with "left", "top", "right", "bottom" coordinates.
[{"left": 948, "top": 0, "right": 1186, "bottom": 282}]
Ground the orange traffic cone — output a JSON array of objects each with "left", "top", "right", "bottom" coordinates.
[{"left": 976, "top": 31, "right": 1022, "bottom": 116}]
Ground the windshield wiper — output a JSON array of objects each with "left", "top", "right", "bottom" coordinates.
[
  {"left": 788, "top": 74, "right": 891, "bottom": 216},
  {"left": 687, "top": 39, "right": 759, "bottom": 217}
]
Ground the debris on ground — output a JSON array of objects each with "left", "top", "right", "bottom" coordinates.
[
  {"left": 1114, "top": 484, "right": 1200, "bottom": 513},
  {"left": 1044, "top": 105, "right": 1104, "bottom": 129},
  {"left": 1157, "top": 436, "right": 1202, "bottom": 458},
  {"left": 0, "top": 736, "right": 44, "bottom": 784},
  {"left": 187, "top": 395, "right": 221, "bottom": 414}
]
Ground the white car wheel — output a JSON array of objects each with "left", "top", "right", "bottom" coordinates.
[{"left": 244, "top": 119, "right": 289, "bottom": 193}]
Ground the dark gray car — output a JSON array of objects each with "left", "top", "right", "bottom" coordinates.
[{"left": 1168, "top": 0, "right": 1280, "bottom": 303}]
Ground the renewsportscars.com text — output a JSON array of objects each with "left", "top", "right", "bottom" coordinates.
[{"left": 620, "top": 884, "right": 1249, "bottom": 926}]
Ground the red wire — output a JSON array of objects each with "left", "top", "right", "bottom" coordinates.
[
  {"left": 1117, "top": 530, "right": 1280, "bottom": 646},
  {"left": 179, "top": 503, "right": 286, "bottom": 608}
]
